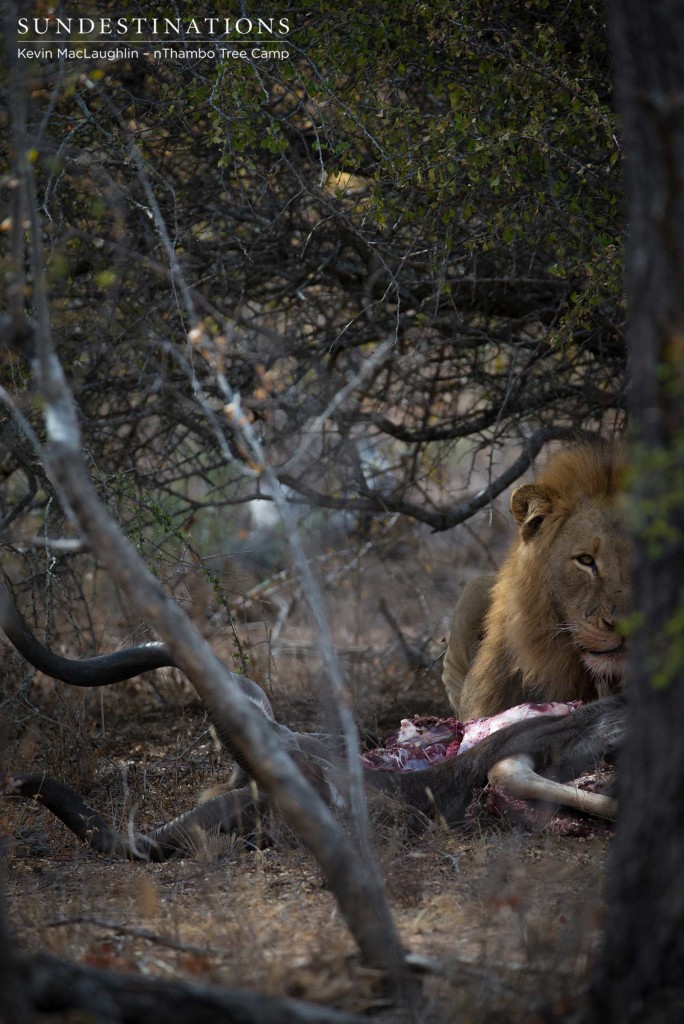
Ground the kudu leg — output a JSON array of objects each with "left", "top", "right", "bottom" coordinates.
[{"left": 487, "top": 754, "right": 617, "bottom": 820}]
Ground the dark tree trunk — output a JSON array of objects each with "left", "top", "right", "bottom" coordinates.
[
  {"left": 0, "top": 875, "right": 33, "bottom": 1024},
  {"left": 589, "top": 2, "right": 684, "bottom": 1020}
]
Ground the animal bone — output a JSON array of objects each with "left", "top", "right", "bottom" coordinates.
[
  {"left": 487, "top": 754, "right": 617, "bottom": 820},
  {"left": 0, "top": 585, "right": 624, "bottom": 858}
]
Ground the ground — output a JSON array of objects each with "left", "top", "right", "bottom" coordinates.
[{"left": 0, "top": 519, "right": 611, "bottom": 1022}]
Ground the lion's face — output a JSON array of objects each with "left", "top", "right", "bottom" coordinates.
[
  {"left": 511, "top": 473, "right": 631, "bottom": 693},
  {"left": 455, "top": 442, "right": 631, "bottom": 720},
  {"left": 543, "top": 500, "right": 631, "bottom": 686}
]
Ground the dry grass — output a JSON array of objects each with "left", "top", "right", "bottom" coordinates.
[{"left": 1, "top": 519, "right": 610, "bottom": 1021}]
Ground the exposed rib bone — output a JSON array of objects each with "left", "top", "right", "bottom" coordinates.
[{"left": 487, "top": 753, "right": 617, "bottom": 820}]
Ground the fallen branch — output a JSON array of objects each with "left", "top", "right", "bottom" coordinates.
[
  {"left": 44, "top": 916, "right": 227, "bottom": 958},
  {"left": 21, "top": 952, "right": 367, "bottom": 1024}
]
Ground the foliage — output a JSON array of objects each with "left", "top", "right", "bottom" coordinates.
[{"left": 1, "top": 0, "right": 627, "bottom": 582}]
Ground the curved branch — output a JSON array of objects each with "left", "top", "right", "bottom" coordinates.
[{"left": 281, "top": 426, "right": 591, "bottom": 530}]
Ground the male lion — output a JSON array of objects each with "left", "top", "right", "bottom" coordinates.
[{"left": 443, "top": 441, "right": 631, "bottom": 720}]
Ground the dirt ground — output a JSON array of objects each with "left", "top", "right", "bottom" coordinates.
[{"left": 1, "top": 522, "right": 612, "bottom": 1022}]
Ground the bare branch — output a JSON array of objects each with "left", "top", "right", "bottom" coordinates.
[{"left": 6, "top": 55, "right": 406, "bottom": 981}]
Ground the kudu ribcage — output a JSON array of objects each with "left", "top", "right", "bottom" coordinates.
[{"left": 0, "top": 585, "right": 624, "bottom": 861}]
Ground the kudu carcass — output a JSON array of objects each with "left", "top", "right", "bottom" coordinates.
[{"left": 0, "top": 585, "right": 623, "bottom": 861}]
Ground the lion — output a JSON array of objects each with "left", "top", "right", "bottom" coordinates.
[{"left": 443, "top": 441, "right": 631, "bottom": 721}]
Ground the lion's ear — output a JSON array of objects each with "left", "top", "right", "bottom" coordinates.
[{"left": 510, "top": 484, "right": 553, "bottom": 541}]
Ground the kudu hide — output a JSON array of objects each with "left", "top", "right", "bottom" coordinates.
[{"left": 0, "top": 585, "right": 623, "bottom": 860}]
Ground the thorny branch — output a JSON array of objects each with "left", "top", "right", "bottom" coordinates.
[
  {"left": 5, "top": 42, "right": 408, "bottom": 984},
  {"left": 0, "top": 6, "right": 627, "bottom": 548}
]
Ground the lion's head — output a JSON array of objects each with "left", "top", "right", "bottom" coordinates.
[{"left": 457, "top": 441, "right": 631, "bottom": 720}]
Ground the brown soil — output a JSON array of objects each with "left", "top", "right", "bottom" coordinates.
[{"left": 1, "top": 529, "right": 610, "bottom": 1022}]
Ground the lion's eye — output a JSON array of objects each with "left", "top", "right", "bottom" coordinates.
[{"left": 575, "top": 554, "right": 596, "bottom": 570}]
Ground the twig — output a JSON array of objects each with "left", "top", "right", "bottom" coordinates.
[
  {"left": 7, "top": 58, "right": 407, "bottom": 982},
  {"left": 44, "top": 916, "right": 221, "bottom": 958},
  {"left": 378, "top": 598, "right": 433, "bottom": 670}
]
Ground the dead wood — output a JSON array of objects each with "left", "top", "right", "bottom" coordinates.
[
  {"left": 34, "top": 445, "right": 406, "bottom": 974},
  {"left": 0, "top": 871, "right": 33, "bottom": 1024},
  {"left": 4, "top": 74, "right": 407, "bottom": 975},
  {"left": 19, "top": 951, "right": 367, "bottom": 1024}
]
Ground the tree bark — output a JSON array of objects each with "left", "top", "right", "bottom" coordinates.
[
  {"left": 589, "top": 2, "right": 684, "bottom": 1020},
  {"left": 0, "top": 871, "right": 33, "bottom": 1024},
  {"left": 4, "top": 34, "right": 407, "bottom": 984},
  {"left": 20, "top": 952, "right": 365, "bottom": 1024}
]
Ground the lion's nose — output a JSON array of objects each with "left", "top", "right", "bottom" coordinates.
[{"left": 601, "top": 604, "right": 619, "bottom": 630}]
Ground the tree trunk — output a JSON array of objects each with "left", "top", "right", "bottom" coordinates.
[
  {"left": 589, "top": 2, "right": 684, "bottom": 1020},
  {"left": 0, "top": 875, "right": 33, "bottom": 1024}
]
